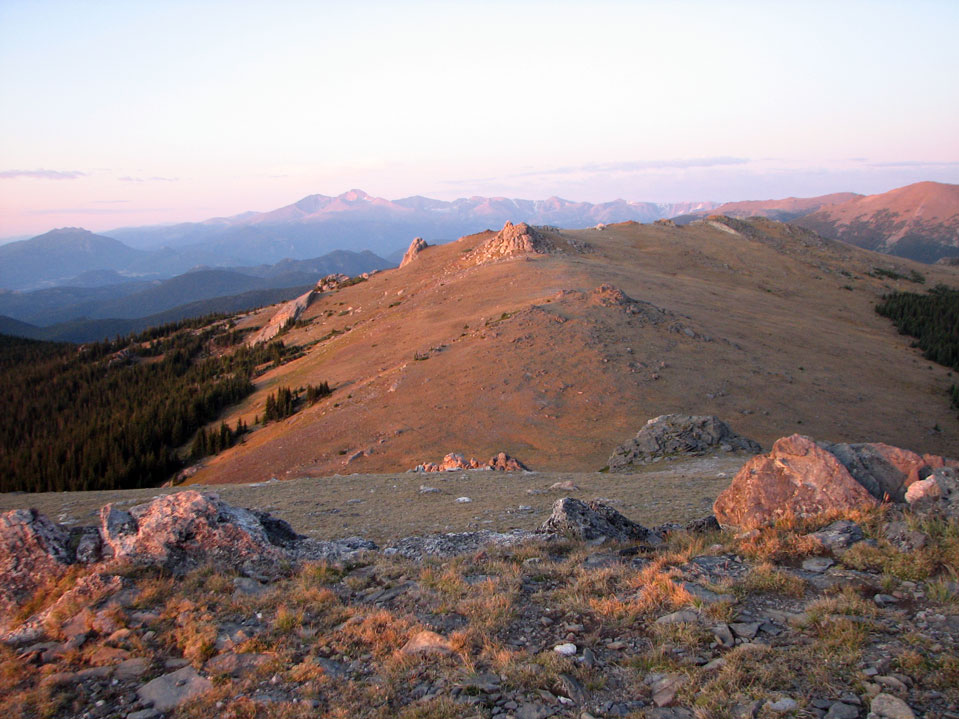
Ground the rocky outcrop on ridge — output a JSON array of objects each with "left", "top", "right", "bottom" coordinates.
[
  {"left": 463, "top": 221, "right": 553, "bottom": 265},
  {"left": 247, "top": 273, "right": 357, "bottom": 345},
  {"left": 399, "top": 237, "right": 429, "bottom": 268},
  {"left": 714, "top": 434, "right": 959, "bottom": 528},
  {"left": 412, "top": 451, "right": 530, "bottom": 473},
  {"left": 608, "top": 414, "right": 762, "bottom": 471},
  {"left": 246, "top": 288, "right": 316, "bottom": 345}
]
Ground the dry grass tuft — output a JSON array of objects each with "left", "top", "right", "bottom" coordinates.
[{"left": 736, "top": 562, "right": 806, "bottom": 598}]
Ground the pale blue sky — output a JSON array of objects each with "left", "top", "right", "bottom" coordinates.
[{"left": 1, "top": 0, "right": 957, "bottom": 236}]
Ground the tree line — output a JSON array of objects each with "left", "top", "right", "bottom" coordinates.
[
  {"left": 0, "top": 317, "right": 300, "bottom": 493},
  {"left": 876, "top": 284, "right": 959, "bottom": 411}
]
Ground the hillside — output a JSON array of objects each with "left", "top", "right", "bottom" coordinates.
[
  {"left": 796, "top": 181, "right": 959, "bottom": 263},
  {"left": 180, "top": 217, "right": 959, "bottom": 486},
  {"left": 0, "top": 228, "right": 147, "bottom": 290}
]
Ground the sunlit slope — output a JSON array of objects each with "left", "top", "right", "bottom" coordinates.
[{"left": 189, "top": 218, "right": 959, "bottom": 484}]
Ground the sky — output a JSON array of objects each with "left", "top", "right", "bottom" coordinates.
[{"left": 1, "top": 0, "right": 958, "bottom": 239}]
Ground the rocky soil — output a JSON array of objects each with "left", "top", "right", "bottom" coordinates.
[
  {"left": 2, "top": 430, "right": 957, "bottom": 719},
  {"left": 2, "top": 477, "right": 958, "bottom": 719}
]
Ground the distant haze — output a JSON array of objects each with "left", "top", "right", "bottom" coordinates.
[{"left": 1, "top": 1, "right": 958, "bottom": 238}]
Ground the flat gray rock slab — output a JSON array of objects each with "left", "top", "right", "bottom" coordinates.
[{"left": 137, "top": 666, "right": 212, "bottom": 712}]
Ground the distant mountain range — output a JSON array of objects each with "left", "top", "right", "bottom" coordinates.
[
  {"left": 2, "top": 182, "right": 957, "bottom": 296},
  {"left": 103, "top": 189, "right": 718, "bottom": 265}
]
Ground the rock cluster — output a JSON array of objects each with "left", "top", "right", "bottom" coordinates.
[
  {"left": 0, "top": 491, "right": 374, "bottom": 620},
  {"left": 399, "top": 237, "right": 429, "bottom": 268},
  {"left": 608, "top": 414, "right": 762, "bottom": 471},
  {"left": 316, "top": 272, "right": 351, "bottom": 292},
  {"left": 714, "top": 433, "right": 959, "bottom": 527},
  {"left": 463, "top": 221, "right": 552, "bottom": 265},
  {"left": 412, "top": 451, "right": 530, "bottom": 473}
]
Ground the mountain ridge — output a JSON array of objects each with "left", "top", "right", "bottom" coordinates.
[{"left": 180, "top": 216, "right": 959, "bottom": 485}]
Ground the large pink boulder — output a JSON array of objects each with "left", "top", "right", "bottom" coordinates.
[{"left": 714, "top": 435, "right": 878, "bottom": 528}]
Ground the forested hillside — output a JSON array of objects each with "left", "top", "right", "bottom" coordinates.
[
  {"left": 876, "top": 285, "right": 959, "bottom": 410},
  {"left": 0, "top": 319, "right": 301, "bottom": 492}
]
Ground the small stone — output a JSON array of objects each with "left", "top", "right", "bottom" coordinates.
[
  {"left": 553, "top": 642, "right": 577, "bottom": 656},
  {"left": 401, "top": 630, "right": 455, "bottom": 656},
  {"left": 802, "top": 557, "right": 835, "bottom": 573},
  {"left": 729, "top": 622, "right": 761, "bottom": 639},
  {"left": 869, "top": 693, "right": 916, "bottom": 719},
  {"left": 875, "top": 676, "right": 907, "bottom": 692},
  {"left": 712, "top": 623, "right": 735, "bottom": 647},
  {"left": 126, "top": 710, "right": 161, "bottom": 719},
  {"left": 136, "top": 667, "right": 213, "bottom": 712},
  {"left": 767, "top": 697, "right": 797, "bottom": 713},
  {"left": 114, "top": 657, "right": 150, "bottom": 681},
  {"left": 655, "top": 610, "right": 699, "bottom": 625},
  {"left": 651, "top": 674, "right": 686, "bottom": 707},
  {"left": 825, "top": 702, "right": 859, "bottom": 719},
  {"left": 456, "top": 497, "right": 472, "bottom": 504}
]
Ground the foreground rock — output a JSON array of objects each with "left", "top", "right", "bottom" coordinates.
[
  {"left": 715, "top": 434, "right": 959, "bottom": 527},
  {"left": 98, "top": 491, "right": 298, "bottom": 573},
  {"left": 608, "top": 415, "right": 761, "bottom": 471},
  {"left": 0, "top": 509, "right": 73, "bottom": 617},
  {"left": 820, "top": 441, "right": 934, "bottom": 502},
  {"left": 412, "top": 451, "right": 530, "bottom": 472},
  {"left": 714, "top": 435, "right": 877, "bottom": 528},
  {"left": 540, "top": 497, "right": 658, "bottom": 544},
  {"left": 0, "top": 491, "right": 376, "bottom": 621}
]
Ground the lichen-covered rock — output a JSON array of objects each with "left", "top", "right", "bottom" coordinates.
[
  {"left": 98, "top": 491, "right": 298, "bottom": 575},
  {"left": 0, "top": 509, "right": 73, "bottom": 617},
  {"left": 609, "top": 415, "right": 761, "bottom": 471},
  {"left": 540, "top": 497, "right": 657, "bottom": 543},
  {"left": 399, "top": 237, "right": 429, "bottom": 268},
  {"left": 714, "top": 435, "right": 877, "bottom": 528}
]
